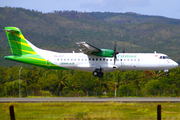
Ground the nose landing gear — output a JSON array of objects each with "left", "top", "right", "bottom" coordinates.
[
  {"left": 164, "top": 70, "right": 169, "bottom": 76},
  {"left": 165, "top": 72, "right": 169, "bottom": 76}
]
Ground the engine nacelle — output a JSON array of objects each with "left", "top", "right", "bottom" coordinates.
[{"left": 91, "top": 49, "right": 114, "bottom": 57}]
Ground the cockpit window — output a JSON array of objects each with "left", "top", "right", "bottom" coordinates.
[
  {"left": 165, "top": 56, "right": 170, "bottom": 59},
  {"left": 159, "top": 56, "right": 170, "bottom": 59}
]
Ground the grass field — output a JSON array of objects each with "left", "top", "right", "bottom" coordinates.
[{"left": 0, "top": 102, "right": 180, "bottom": 120}]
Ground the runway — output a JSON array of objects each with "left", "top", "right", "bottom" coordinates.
[{"left": 0, "top": 97, "right": 180, "bottom": 103}]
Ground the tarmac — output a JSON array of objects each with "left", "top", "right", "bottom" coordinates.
[{"left": 0, "top": 97, "right": 180, "bottom": 103}]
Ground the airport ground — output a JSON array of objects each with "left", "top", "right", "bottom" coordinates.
[
  {"left": 1, "top": 97, "right": 180, "bottom": 103},
  {"left": 1, "top": 97, "right": 180, "bottom": 119}
]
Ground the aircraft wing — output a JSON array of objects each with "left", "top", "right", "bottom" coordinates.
[{"left": 76, "top": 42, "right": 101, "bottom": 55}]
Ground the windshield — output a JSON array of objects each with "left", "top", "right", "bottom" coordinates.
[{"left": 159, "top": 56, "right": 170, "bottom": 59}]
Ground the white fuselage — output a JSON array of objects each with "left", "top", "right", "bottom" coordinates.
[
  {"left": 43, "top": 52, "right": 178, "bottom": 72},
  {"left": 27, "top": 38, "right": 178, "bottom": 73}
]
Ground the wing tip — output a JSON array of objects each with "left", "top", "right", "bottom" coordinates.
[{"left": 76, "top": 41, "right": 86, "bottom": 44}]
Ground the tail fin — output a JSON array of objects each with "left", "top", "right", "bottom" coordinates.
[{"left": 4, "top": 27, "right": 37, "bottom": 55}]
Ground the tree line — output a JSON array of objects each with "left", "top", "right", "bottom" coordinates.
[{"left": 0, "top": 66, "right": 180, "bottom": 97}]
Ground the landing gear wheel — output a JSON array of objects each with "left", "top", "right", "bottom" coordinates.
[
  {"left": 93, "top": 71, "right": 98, "bottom": 76},
  {"left": 165, "top": 72, "right": 169, "bottom": 76},
  {"left": 97, "top": 72, "right": 104, "bottom": 78},
  {"left": 164, "top": 70, "right": 169, "bottom": 76},
  {"left": 93, "top": 69, "right": 104, "bottom": 78}
]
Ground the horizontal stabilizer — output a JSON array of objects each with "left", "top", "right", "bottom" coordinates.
[{"left": 3, "top": 27, "right": 20, "bottom": 33}]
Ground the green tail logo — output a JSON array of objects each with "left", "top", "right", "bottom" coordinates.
[{"left": 4, "top": 27, "right": 37, "bottom": 55}]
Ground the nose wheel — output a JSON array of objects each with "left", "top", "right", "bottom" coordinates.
[
  {"left": 93, "top": 69, "right": 104, "bottom": 78},
  {"left": 165, "top": 72, "right": 169, "bottom": 76}
]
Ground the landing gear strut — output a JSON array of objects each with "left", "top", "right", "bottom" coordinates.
[
  {"left": 93, "top": 69, "right": 104, "bottom": 78},
  {"left": 164, "top": 70, "right": 169, "bottom": 76}
]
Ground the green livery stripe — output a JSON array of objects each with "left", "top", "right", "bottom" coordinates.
[
  {"left": 4, "top": 55, "right": 69, "bottom": 70},
  {"left": 11, "top": 32, "right": 26, "bottom": 40},
  {"left": 26, "top": 57, "right": 47, "bottom": 61},
  {"left": 20, "top": 50, "right": 37, "bottom": 54},
  {"left": 11, "top": 40, "right": 31, "bottom": 47}
]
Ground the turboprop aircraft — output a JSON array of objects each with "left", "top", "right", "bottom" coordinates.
[{"left": 4, "top": 27, "right": 178, "bottom": 78}]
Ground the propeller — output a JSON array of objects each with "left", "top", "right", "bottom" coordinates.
[{"left": 113, "top": 43, "right": 119, "bottom": 65}]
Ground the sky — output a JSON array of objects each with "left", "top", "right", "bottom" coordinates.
[{"left": 0, "top": 0, "right": 180, "bottom": 19}]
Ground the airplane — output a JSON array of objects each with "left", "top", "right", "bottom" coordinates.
[{"left": 4, "top": 27, "right": 178, "bottom": 78}]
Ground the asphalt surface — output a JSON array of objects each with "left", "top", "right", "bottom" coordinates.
[{"left": 0, "top": 97, "right": 180, "bottom": 103}]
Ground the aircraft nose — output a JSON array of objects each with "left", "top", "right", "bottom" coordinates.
[{"left": 172, "top": 61, "right": 178, "bottom": 68}]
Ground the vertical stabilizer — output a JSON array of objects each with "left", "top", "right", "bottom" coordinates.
[{"left": 4, "top": 27, "right": 37, "bottom": 55}]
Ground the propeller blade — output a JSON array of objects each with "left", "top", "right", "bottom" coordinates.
[
  {"left": 123, "top": 48, "right": 125, "bottom": 53},
  {"left": 113, "top": 43, "right": 117, "bottom": 65}
]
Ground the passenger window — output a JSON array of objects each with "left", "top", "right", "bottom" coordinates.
[
  {"left": 71, "top": 59, "right": 73, "bottom": 61},
  {"left": 103, "top": 58, "right": 105, "bottom": 61},
  {"left": 74, "top": 59, "right": 76, "bottom": 61},
  {"left": 100, "top": 58, "right": 101, "bottom": 61},
  {"left": 89, "top": 58, "right": 91, "bottom": 61},
  {"left": 64, "top": 59, "right": 66, "bottom": 61},
  {"left": 92, "top": 58, "right": 94, "bottom": 61},
  {"left": 96, "top": 58, "right": 98, "bottom": 61},
  {"left": 106, "top": 59, "right": 108, "bottom": 61},
  {"left": 67, "top": 59, "right": 69, "bottom": 61},
  {"left": 82, "top": 59, "right": 83, "bottom": 61},
  {"left": 124, "top": 59, "right": 126, "bottom": 61},
  {"left": 163, "top": 56, "right": 166, "bottom": 59},
  {"left": 127, "top": 59, "right": 129, "bottom": 61},
  {"left": 160, "top": 56, "right": 162, "bottom": 59},
  {"left": 121, "top": 59, "right": 122, "bottom": 61},
  {"left": 110, "top": 59, "right": 112, "bottom": 61},
  {"left": 134, "top": 59, "right": 136, "bottom": 61},
  {"left": 78, "top": 59, "right": 80, "bottom": 61},
  {"left": 85, "top": 59, "right": 87, "bottom": 61}
]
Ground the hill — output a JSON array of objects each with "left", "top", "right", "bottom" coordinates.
[
  {"left": 0, "top": 7, "right": 180, "bottom": 66},
  {"left": 57, "top": 11, "right": 180, "bottom": 24}
]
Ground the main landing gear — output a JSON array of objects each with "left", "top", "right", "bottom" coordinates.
[{"left": 93, "top": 69, "right": 104, "bottom": 78}]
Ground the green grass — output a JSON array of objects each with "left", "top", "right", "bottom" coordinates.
[{"left": 0, "top": 102, "right": 180, "bottom": 120}]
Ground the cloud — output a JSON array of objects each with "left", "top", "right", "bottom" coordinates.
[{"left": 80, "top": 0, "right": 151, "bottom": 12}]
